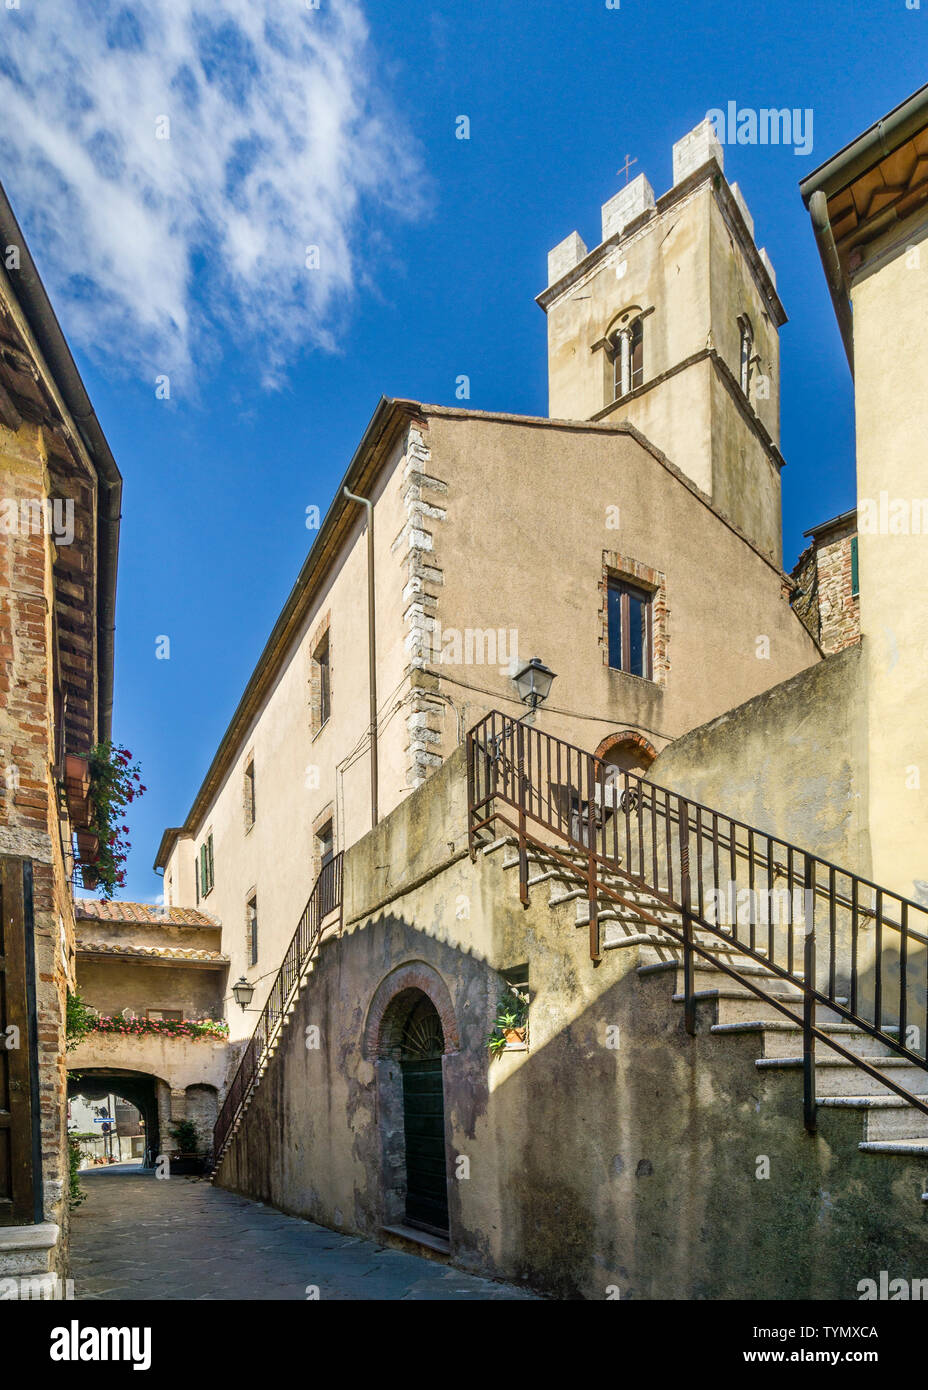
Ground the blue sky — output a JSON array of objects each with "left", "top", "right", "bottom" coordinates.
[{"left": 3, "top": 0, "right": 924, "bottom": 902}]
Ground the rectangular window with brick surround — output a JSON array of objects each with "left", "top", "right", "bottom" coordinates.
[
  {"left": 607, "top": 578, "right": 653, "bottom": 679},
  {"left": 311, "top": 630, "right": 331, "bottom": 732}
]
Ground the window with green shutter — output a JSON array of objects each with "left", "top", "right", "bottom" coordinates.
[
  {"left": 199, "top": 833, "right": 214, "bottom": 896},
  {"left": 850, "top": 536, "right": 859, "bottom": 597}
]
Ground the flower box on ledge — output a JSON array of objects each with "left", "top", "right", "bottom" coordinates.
[{"left": 87, "top": 1016, "right": 230, "bottom": 1042}]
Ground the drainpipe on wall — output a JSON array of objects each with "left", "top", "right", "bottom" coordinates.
[
  {"left": 342, "top": 487, "right": 378, "bottom": 829},
  {"left": 808, "top": 190, "right": 855, "bottom": 375}
]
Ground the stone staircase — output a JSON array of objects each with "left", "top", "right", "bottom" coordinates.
[
  {"left": 210, "top": 931, "right": 333, "bottom": 1177},
  {"left": 0, "top": 1222, "right": 63, "bottom": 1296},
  {"left": 480, "top": 832, "right": 928, "bottom": 1166}
]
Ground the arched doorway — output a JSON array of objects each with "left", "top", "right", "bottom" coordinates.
[
  {"left": 594, "top": 730, "right": 658, "bottom": 783},
  {"left": 396, "top": 993, "right": 447, "bottom": 1233},
  {"left": 366, "top": 966, "right": 458, "bottom": 1240}
]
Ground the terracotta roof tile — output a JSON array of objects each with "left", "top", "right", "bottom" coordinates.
[
  {"left": 75, "top": 900, "right": 218, "bottom": 928},
  {"left": 75, "top": 940, "right": 229, "bottom": 964}
]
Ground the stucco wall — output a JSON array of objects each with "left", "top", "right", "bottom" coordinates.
[
  {"left": 76, "top": 960, "right": 224, "bottom": 1021},
  {"left": 648, "top": 643, "right": 870, "bottom": 876},
  {"left": 851, "top": 220, "right": 928, "bottom": 902},
  {"left": 423, "top": 409, "right": 818, "bottom": 764}
]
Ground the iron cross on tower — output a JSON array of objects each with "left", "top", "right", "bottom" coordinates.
[{"left": 617, "top": 154, "right": 638, "bottom": 183}]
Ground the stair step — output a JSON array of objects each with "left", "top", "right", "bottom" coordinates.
[
  {"left": 760, "top": 1055, "right": 928, "bottom": 1097},
  {"left": 713, "top": 1020, "right": 897, "bottom": 1034},
  {"left": 481, "top": 836, "right": 515, "bottom": 856},
  {"left": 673, "top": 987, "right": 804, "bottom": 1005},
  {"left": 639, "top": 959, "right": 778, "bottom": 980},
  {"left": 859, "top": 1139, "right": 928, "bottom": 1157},
  {"left": 817, "top": 1094, "right": 928, "bottom": 1111},
  {"left": 759, "top": 1055, "right": 921, "bottom": 1070},
  {"left": 603, "top": 931, "right": 680, "bottom": 952},
  {"left": 0, "top": 1223, "right": 60, "bottom": 1278}
]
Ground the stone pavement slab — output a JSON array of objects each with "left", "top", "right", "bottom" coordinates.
[{"left": 69, "top": 1169, "right": 538, "bottom": 1301}]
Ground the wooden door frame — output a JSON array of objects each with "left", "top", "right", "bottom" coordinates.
[{"left": 0, "top": 856, "right": 43, "bottom": 1225}]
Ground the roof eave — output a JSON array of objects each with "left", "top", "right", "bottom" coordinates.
[{"left": 0, "top": 178, "right": 122, "bottom": 743}]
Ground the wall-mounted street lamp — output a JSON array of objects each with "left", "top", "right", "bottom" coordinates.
[
  {"left": 512, "top": 657, "right": 556, "bottom": 717},
  {"left": 232, "top": 976, "right": 255, "bottom": 1010}
]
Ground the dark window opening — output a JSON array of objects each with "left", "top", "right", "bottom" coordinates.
[
  {"left": 850, "top": 536, "right": 859, "bottom": 597},
  {"left": 317, "top": 820, "right": 334, "bottom": 869},
  {"left": 607, "top": 578, "right": 653, "bottom": 679},
  {"left": 315, "top": 633, "right": 331, "bottom": 728},
  {"left": 247, "top": 895, "right": 258, "bottom": 967},
  {"left": 244, "top": 759, "right": 256, "bottom": 830}
]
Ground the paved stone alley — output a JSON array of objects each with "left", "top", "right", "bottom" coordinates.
[{"left": 69, "top": 1168, "right": 538, "bottom": 1300}]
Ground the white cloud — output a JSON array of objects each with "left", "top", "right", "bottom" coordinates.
[{"left": 0, "top": 0, "right": 424, "bottom": 385}]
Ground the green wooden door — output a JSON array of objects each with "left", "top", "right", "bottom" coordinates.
[{"left": 401, "top": 1056, "right": 448, "bottom": 1233}]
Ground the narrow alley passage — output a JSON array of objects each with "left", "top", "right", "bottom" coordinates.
[{"left": 69, "top": 1169, "right": 537, "bottom": 1301}]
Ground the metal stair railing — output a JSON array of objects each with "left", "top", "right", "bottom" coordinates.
[
  {"left": 466, "top": 710, "right": 928, "bottom": 1131},
  {"left": 212, "top": 853, "right": 343, "bottom": 1166}
]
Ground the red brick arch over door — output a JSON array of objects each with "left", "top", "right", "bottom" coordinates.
[
  {"left": 594, "top": 730, "right": 658, "bottom": 770},
  {"left": 364, "top": 961, "right": 460, "bottom": 1060}
]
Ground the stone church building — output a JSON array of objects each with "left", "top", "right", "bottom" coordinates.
[
  {"left": 3, "top": 80, "right": 926, "bottom": 1300},
  {"left": 156, "top": 118, "right": 819, "bottom": 1044},
  {"left": 161, "top": 94, "right": 928, "bottom": 1299}
]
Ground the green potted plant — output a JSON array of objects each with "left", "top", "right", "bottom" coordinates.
[
  {"left": 67, "top": 1135, "right": 87, "bottom": 1209},
  {"left": 168, "top": 1119, "right": 204, "bottom": 1175},
  {"left": 487, "top": 988, "right": 529, "bottom": 1057}
]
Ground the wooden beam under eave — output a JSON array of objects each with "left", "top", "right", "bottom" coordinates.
[{"left": 0, "top": 378, "right": 21, "bottom": 431}]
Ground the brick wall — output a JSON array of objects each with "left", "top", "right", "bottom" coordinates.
[
  {"left": 0, "top": 418, "right": 81, "bottom": 1262},
  {"left": 790, "top": 520, "right": 860, "bottom": 657}
]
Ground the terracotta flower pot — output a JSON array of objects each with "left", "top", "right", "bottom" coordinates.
[
  {"left": 502, "top": 1026, "right": 526, "bottom": 1045},
  {"left": 64, "top": 754, "right": 90, "bottom": 797},
  {"left": 75, "top": 830, "right": 100, "bottom": 864},
  {"left": 64, "top": 755, "right": 92, "bottom": 828}
]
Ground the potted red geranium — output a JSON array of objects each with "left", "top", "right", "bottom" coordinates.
[{"left": 82, "top": 741, "right": 146, "bottom": 898}]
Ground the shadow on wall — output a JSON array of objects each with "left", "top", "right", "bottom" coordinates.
[{"left": 214, "top": 913, "right": 928, "bottom": 1300}]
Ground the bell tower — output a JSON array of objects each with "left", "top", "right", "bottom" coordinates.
[{"left": 536, "top": 119, "right": 788, "bottom": 563}]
